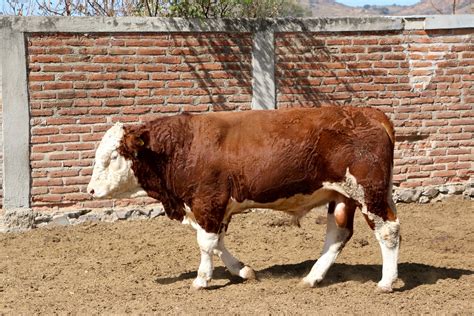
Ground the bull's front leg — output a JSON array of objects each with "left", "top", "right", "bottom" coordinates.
[{"left": 192, "top": 227, "right": 219, "bottom": 290}]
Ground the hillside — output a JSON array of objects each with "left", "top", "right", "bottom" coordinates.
[{"left": 299, "top": 0, "right": 472, "bottom": 16}]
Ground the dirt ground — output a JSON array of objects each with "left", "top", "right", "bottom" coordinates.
[{"left": 1, "top": 197, "right": 473, "bottom": 315}]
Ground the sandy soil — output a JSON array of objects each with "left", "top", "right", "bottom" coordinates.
[{"left": 1, "top": 197, "right": 473, "bottom": 315}]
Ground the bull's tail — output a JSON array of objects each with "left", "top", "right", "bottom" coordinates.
[{"left": 381, "top": 121, "right": 395, "bottom": 146}]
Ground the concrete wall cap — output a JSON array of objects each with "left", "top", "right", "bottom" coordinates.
[{"left": 1, "top": 15, "right": 472, "bottom": 33}]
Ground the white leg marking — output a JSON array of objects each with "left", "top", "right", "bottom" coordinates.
[
  {"left": 301, "top": 206, "right": 351, "bottom": 287},
  {"left": 375, "top": 219, "right": 400, "bottom": 292},
  {"left": 214, "top": 233, "right": 256, "bottom": 280},
  {"left": 192, "top": 226, "right": 219, "bottom": 290}
]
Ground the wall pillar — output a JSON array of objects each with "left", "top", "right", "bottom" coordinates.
[
  {"left": 251, "top": 27, "right": 276, "bottom": 110},
  {"left": 1, "top": 30, "right": 31, "bottom": 209}
]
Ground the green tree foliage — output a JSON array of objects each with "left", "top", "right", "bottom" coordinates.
[{"left": 134, "top": 0, "right": 310, "bottom": 18}]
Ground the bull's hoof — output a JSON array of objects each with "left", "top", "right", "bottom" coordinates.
[
  {"left": 191, "top": 278, "right": 209, "bottom": 290},
  {"left": 298, "top": 277, "right": 319, "bottom": 288},
  {"left": 376, "top": 283, "right": 393, "bottom": 294},
  {"left": 239, "top": 266, "right": 256, "bottom": 280}
]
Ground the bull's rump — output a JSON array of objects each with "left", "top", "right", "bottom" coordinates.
[{"left": 185, "top": 106, "right": 394, "bottom": 204}]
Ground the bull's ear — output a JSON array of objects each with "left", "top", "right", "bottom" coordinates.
[{"left": 123, "top": 130, "right": 149, "bottom": 156}]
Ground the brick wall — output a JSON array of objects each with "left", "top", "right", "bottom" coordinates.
[
  {"left": 27, "top": 33, "right": 253, "bottom": 209},
  {"left": 24, "top": 27, "right": 473, "bottom": 210},
  {"left": 276, "top": 29, "right": 473, "bottom": 190}
]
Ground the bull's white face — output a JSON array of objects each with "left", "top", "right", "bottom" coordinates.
[{"left": 87, "top": 123, "right": 147, "bottom": 199}]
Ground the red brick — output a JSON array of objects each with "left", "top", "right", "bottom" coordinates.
[
  {"left": 105, "top": 98, "right": 135, "bottom": 106},
  {"left": 105, "top": 65, "right": 135, "bottom": 72},
  {"left": 154, "top": 56, "right": 181, "bottom": 64},
  {"left": 78, "top": 117, "right": 107, "bottom": 124},
  {"left": 31, "top": 161, "right": 61, "bottom": 169},
  {"left": 46, "top": 117, "right": 76, "bottom": 125},
  {"left": 30, "top": 91, "right": 56, "bottom": 100},
  {"left": 42, "top": 65, "right": 72, "bottom": 72},
  {"left": 109, "top": 48, "right": 136, "bottom": 55},
  {"left": 449, "top": 133, "right": 473, "bottom": 140},
  {"left": 106, "top": 82, "right": 135, "bottom": 89},
  {"left": 64, "top": 177, "right": 90, "bottom": 185},
  {"left": 89, "top": 108, "right": 120, "bottom": 115},
  {"left": 137, "top": 48, "right": 167, "bottom": 55},
  {"left": 137, "top": 65, "right": 166, "bottom": 72},
  {"left": 31, "top": 136, "right": 49, "bottom": 144},
  {"left": 326, "top": 39, "right": 351, "bottom": 45},
  {"left": 91, "top": 56, "right": 123, "bottom": 63},
  {"left": 152, "top": 88, "right": 181, "bottom": 96},
  {"left": 74, "top": 82, "right": 104, "bottom": 89},
  {"left": 88, "top": 73, "right": 117, "bottom": 81},
  {"left": 156, "top": 105, "right": 181, "bottom": 113},
  {"left": 29, "top": 73, "right": 55, "bottom": 81},
  {"left": 32, "top": 144, "right": 63, "bottom": 153},
  {"left": 49, "top": 153, "right": 80, "bottom": 160},
  {"left": 111, "top": 116, "right": 140, "bottom": 123},
  {"left": 71, "top": 64, "right": 103, "bottom": 72},
  {"left": 50, "top": 187, "right": 80, "bottom": 194},
  {"left": 32, "top": 127, "right": 60, "bottom": 135},
  {"left": 136, "top": 97, "right": 165, "bottom": 105},
  {"left": 32, "top": 178, "right": 63, "bottom": 186},
  {"left": 57, "top": 108, "right": 88, "bottom": 116},
  {"left": 59, "top": 73, "right": 87, "bottom": 81},
  {"left": 183, "top": 105, "right": 209, "bottom": 112},
  {"left": 32, "top": 195, "right": 63, "bottom": 203},
  {"left": 399, "top": 181, "right": 422, "bottom": 188},
  {"left": 432, "top": 170, "right": 457, "bottom": 177},
  {"left": 49, "top": 169, "right": 80, "bottom": 178},
  {"left": 74, "top": 99, "right": 102, "bottom": 107},
  {"left": 122, "top": 107, "right": 151, "bottom": 114},
  {"left": 65, "top": 193, "right": 91, "bottom": 201},
  {"left": 119, "top": 73, "right": 149, "bottom": 80},
  {"left": 30, "top": 55, "right": 61, "bottom": 63},
  {"left": 137, "top": 81, "right": 166, "bottom": 89},
  {"left": 31, "top": 109, "right": 54, "bottom": 117},
  {"left": 60, "top": 125, "right": 92, "bottom": 134},
  {"left": 124, "top": 39, "right": 157, "bottom": 47},
  {"left": 167, "top": 96, "right": 194, "bottom": 104},
  {"left": 57, "top": 91, "right": 87, "bottom": 99},
  {"left": 50, "top": 135, "right": 80, "bottom": 143},
  {"left": 78, "top": 47, "right": 107, "bottom": 55},
  {"left": 89, "top": 90, "right": 120, "bottom": 98},
  {"left": 450, "top": 119, "right": 474, "bottom": 126},
  {"left": 65, "top": 143, "right": 96, "bottom": 151}
]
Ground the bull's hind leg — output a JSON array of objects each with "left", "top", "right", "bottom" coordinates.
[
  {"left": 300, "top": 199, "right": 356, "bottom": 287},
  {"left": 365, "top": 206, "right": 400, "bottom": 293},
  {"left": 213, "top": 232, "right": 256, "bottom": 280}
]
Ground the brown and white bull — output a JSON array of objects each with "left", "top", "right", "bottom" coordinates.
[{"left": 87, "top": 106, "right": 400, "bottom": 292}]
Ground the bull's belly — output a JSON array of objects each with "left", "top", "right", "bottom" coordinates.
[{"left": 226, "top": 187, "right": 339, "bottom": 215}]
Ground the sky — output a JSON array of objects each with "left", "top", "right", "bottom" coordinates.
[{"left": 336, "top": 0, "right": 421, "bottom": 6}]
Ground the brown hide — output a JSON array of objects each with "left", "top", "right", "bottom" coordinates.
[{"left": 118, "top": 106, "right": 394, "bottom": 233}]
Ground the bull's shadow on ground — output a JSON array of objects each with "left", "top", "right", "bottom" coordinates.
[{"left": 154, "top": 261, "right": 473, "bottom": 291}]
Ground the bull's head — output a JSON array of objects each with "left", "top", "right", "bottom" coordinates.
[{"left": 87, "top": 122, "right": 147, "bottom": 199}]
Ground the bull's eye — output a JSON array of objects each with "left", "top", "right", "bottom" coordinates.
[{"left": 111, "top": 151, "right": 118, "bottom": 161}]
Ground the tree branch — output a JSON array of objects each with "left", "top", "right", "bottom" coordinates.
[{"left": 429, "top": 0, "right": 444, "bottom": 14}]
